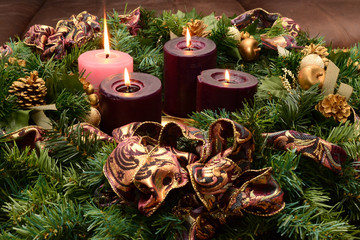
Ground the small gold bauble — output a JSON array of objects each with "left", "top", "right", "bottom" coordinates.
[
  {"left": 238, "top": 38, "right": 261, "bottom": 61},
  {"left": 85, "top": 84, "right": 94, "bottom": 95},
  {"left": 300, "top": 54, "right": 325, "bottom": 69},
  {"left": 85, "top": 107, "right": 101, "bottom": 127},
  {"left": 298, "top": 64, "right": 326, "bottom": 90},
  {"left": 88, "top": 93, "right": 99, "bottom": 106}
]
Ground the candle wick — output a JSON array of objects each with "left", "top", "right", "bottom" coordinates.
[
  {"left": 126, "top": 85, "right": 130, "bottom": 93},
  {"left": 105, "top": 53, "right": 110, "bottom": 58}
]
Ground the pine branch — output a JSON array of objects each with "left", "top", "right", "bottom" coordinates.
[
  {"left": 55, "top": 40, "right": 101, "bottom": 73},
  {"left": 11, "top": 200, "right": 87, "bottom": 239},
  {"left": 84, "top": 204, "right": 143, "bottom": 240},
  {"left": 232, "top": 100, "right": 276, "bottom": 146},
  {"left": 268, "top": 149, "right": 304, "bottom": 201},
  {"left": 208, "top": 14, "right": 239, "bottom": 65},
  {"left": 45, "top": 113, "right": 106, "bottom": 166},
  {"left": 295, "top": 31, "right": 325, "bottom": 47},
  {"left": 55, "top": 90, "right": 90, "bottom": 122},
  {"left": 277, "top": 188, "right": 360, "bottom": 240},
  {"left": 133, "top": 45, "right": 164, "bottom": 80},
  {"left": 83, "top": 143, "right": 116, "bottom": 189},
  {"left": 190, "top": 108, "right": 230, "bottom": 130},
  {"left": 151, "top": 214, "right": 186, "bottom": 240},
  {"left": 274, "top": 86, "right": 323, "bottom": 132},
  {"left": 24, "top": 53, "right": 57, "bottom": 80},
  {"left": 110, "top": 26, "right": 138, "bottom": 54},
  {"left": 214, "top": 214, "right": 279, "bottom": 240}
]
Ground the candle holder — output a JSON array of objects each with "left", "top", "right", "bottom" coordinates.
[
  {"left": 196, "top": 69, "right": 258, "bottom": 112},
  {"left": 99, "top": 73, "right": 162, "bottom": 135},
  {"left": 164, "top": 36, "right": 216, "bottom": 118}
]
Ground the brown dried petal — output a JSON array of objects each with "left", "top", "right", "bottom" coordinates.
[{"left": 316, "top": 94, "right": 351, "bottom": 122}]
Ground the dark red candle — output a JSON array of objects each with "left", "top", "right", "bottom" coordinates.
[
  {"left": 196, "top": 69, "right": 258, "bottom": 112},
  {"left": 99, "top": 71, "right": 162, "bottom": 135},
  {"left": 164, "top": 36, "right": 216, "bottom": 117}
]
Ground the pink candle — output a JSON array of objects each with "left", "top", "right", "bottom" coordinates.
[
  {"left": 78, "top": 13, "right": 133, "bottom": 91},
  {"left": 78, "top": 50, "right": 133, "bottom": 90}
]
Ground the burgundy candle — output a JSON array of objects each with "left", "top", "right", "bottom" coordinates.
[
  {"left": 99, "top": 70, "right": 162, "bottom": 135},
  {"left": 164, "top": 34, "right": 216, "bottom": 117},
  {"left": 196, "top": 69, "right": 258, "bottom": 112}
]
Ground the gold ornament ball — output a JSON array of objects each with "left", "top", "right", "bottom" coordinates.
[
  {"left": 85, "top": 107, "right": 101, "bottom": 127},
  {"left": 238, "top": 38, "right": 261, "bottom": 61},
  {"left": 298, "top": 64, "right": 326, "bottom": 90},
  {"left": 85, "top": 84, "right": 94, "bottom": 95},
  {"left": 88, "top": 93, "right": 99, "bottom": 106},
  {"left": 300, "top": 54, "right": 325, "bottom": 69}
]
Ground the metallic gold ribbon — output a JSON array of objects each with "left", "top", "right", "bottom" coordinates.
[{"left": 103, "top": 119, "right": 285, "bottom": 239}]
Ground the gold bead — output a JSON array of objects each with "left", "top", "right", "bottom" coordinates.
[
  {"left": 88, "top": 93, "right": 99, "bottom": 106},
  {"left": 238, "top": 38, "right": 261, "bottom": 61},
  {"left": 298, "top": 64, "right": 326, "bottom": 90},
  {"left": 85, "top": 107, "right": 101, "bottom": 127},
  {"left": 85, "top": 84, "right": 94, "bottom": 95}
]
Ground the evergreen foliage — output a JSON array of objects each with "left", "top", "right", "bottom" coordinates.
[{"left": 0, "top": 6, "right": 359, "bottom": 240}]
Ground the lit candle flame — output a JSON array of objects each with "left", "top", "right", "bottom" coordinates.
[
  {"left": 103, "top": 12, "right": 110, "bottom": 58},
  {"left": 225, "top": 70, "right": 230, "bottom": 83},
  {"left": 186, "top": 28, "right": 191, "bottom": 49},
  {"left": 124, "top": 68, "right": 130, "bottom": 87}
]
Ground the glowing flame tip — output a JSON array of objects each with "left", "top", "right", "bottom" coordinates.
[
  {"left": 103, "top": 13, "right": 110, "bottom": 56},
  {"left": 186, "top": 28, "right": 191, "bottom": 49},
  {"left": 124, "top": 68, "right": 130, "bottom": 87},
  {"left": 225, "top": 70, "right": 230, "bottom": 83}
]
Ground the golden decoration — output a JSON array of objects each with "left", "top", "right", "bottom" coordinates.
[
  {"left": 301, "top": 43, "right": 329, "bottom": 59},
  {"left": 8, "top": 57, "right": 16, "bottom": 64},
  {"left": 85, "top": 106, "right": 101, "bottom": 127},
  {"left": 17, "top": 59, "right": 26, "bottom": 67},
  {"left": 79, "top": 77, "right": 98, "bottom": 107},
  {"left": 315, "top": 94, "right": 351, "bottom": 123},
  {"left": 239, "top": 31, "right": 251, "bottom": 40},
  {"left": 280, "top": 68, "right": 296, "bottom": 93},
  {"left": 300, "top": 54, "right": 324, "bottom": 69},
  {"left": 297, "top": 64, "right": 326, "bottom": 90},
  {"left": 182, "top": 19, "right": 210, "bottom": 37},
  {"left": 84, "top": 84, "right": 94, "bottom": 95},
  {"left": 301, "top": 43, "right": 329, "bottom": 67},
  {"left": 8, "top": 71, "right": 47, "bottom": 108},
  {"left": 238, "top": 38, "right": 261, "bottom": 61},
  {"left": 88, "top": 93, "right": 99, "bottom": 106},
  {"left": 7, "top": 57, "right": 26, "bottom": 67}
]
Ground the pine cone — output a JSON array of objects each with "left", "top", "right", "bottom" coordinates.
[
  {"left": 182, "top": 19, "right": 210, "bottom": 37},
  {"left": 8, "top": 71, "right": 47, "bottom": 108},
  {"left": 301, "top": 43, "right": 329, "bottom": 58},
  {"left": 315, "top": 94, "right": 351, "bottom": 123}
]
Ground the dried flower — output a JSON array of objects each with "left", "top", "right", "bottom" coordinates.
[
  {"left": 8, "top": 57, "right": 16, "bottom": 64},
  {"left": 280, "top": 68, "right": 296, "bottom": 93},
  {"left": 17, "top": 59, "right": 26, "bottom": 67},
  {"left": 315, "top": 94, "right": 351, "bottom": 123},
  {"left": 182, "top": 19, "right": 210, "bottom": 37}
]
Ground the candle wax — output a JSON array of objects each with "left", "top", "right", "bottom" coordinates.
[
  {"left": 196, "top": 69, "right": 258, "bottom": 112},
  {"left": 78, "top": 49, "right": 133, "bottom": 90},
  {"left": 164, "top": 36, "right": 216, "bottom": 118},
  {"left": 99, "top": 72, "right": 162, "bottom": 135}
]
